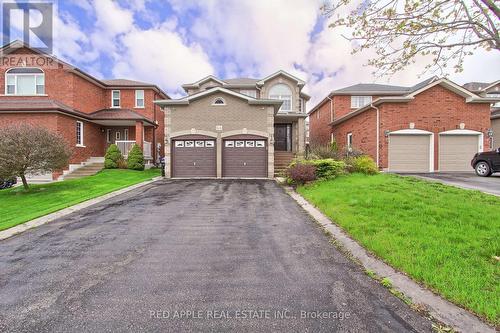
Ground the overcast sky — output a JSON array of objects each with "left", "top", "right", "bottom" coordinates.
[{"left": 8, "top": 0, "right": 500, "bottom": 107}]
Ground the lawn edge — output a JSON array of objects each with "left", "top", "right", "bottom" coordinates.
[
  {"left": 0, "top": 176, "right": 163, "bottom": 241},
  {"left": 283, "top": 185, "right": 497, "bottom": 333}
]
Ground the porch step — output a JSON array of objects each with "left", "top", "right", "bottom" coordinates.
[
  {"left": 61, "top": 162, "right": 104, "bottom": 180},
  {"left": 274, "top": 152, "right": 295, "bottom": 177}
]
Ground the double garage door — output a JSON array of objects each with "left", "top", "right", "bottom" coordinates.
[
  {"left": 388, "top": 133, "right": 480, "bottom": 172},
  {"left": 171, "top": 135, "right": 267, "bottom": 178}
]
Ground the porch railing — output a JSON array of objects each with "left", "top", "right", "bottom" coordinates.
[{"left": 115, "top": 140, "right": 152, "bottom": 159}]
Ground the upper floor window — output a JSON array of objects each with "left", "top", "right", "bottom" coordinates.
[
  {"left": 135, "top": 90, "right": 144, "bottom": 108},
  {"left": 112, "top": 90, "right": 120, "bottom": 108},
  {"left": 5, "top": 68, "right": 45, "bottom": 95},
  {"left": 351, "top": 96, "right": 372, "bottom": 109},
  {"left": 240, "top": 89, "right": 257, "bottom": 98},
  {"left": 212, "top": 97, "right": 226, "bottom": 105},
  {"left": 269, "top": 84, "right": 292, "bottom": 112}
]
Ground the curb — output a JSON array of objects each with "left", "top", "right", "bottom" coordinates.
[
  {"left": 284, "top": 186, "right": 496, "bottom": 333},
  {"left": 0, "top": 177, "right": 162, "bottom": 241}
]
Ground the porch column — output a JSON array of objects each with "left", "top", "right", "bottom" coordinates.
[{"left": 135, "top": 121, "right": 144, "bottom": 149}]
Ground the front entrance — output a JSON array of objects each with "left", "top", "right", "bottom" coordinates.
[{"left": 274, "top": 124, "right": 292, "bottom": 151}]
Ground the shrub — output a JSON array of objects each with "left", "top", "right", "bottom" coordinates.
[
  {"left": 127, "top": 144, "right": 145, "bottom": 171},
  {"left": 286, "top": 162, "right": 316, "bottom": 185},
  {"left": 117, "top": 158, "right": 128, "bottom": 169},
  {"left": 307, "top": 159, "right": 347, "bottom": 179},
  {"left": 104, "top": 144, "right": 123, "bottom": 169},
  {"left": 349, "top": 155, "right": 378, "bottom": 175},
  {"left": 307, "top": 143, "right": 339, "bottom": 160}
]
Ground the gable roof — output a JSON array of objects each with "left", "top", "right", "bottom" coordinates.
[
  {"left": 328, "top": 77, "right": 499, "bottom": 126},
  {"left": 463, "top": 80, "right": 500, "bottom": 92},
  {"left": 154, "top": 86, "right": 283, "bottom": 113},
  {"left": 1, "top": 40, "right": 169, "bottom": 98},
  {"left": 256, "top": 70, "right": 305, "bottom": 86}
]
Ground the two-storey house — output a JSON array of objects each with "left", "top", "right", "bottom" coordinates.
[
  {"left": 155, "top": 71, "right": 310, "bottom": 178},
  {"left": 309, "top": 77, "right": 497, "bottom": 173},
  {"left": 0, "top": 41, "right": 169, "bottom": 181}
]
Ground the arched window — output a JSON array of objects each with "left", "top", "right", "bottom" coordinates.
[
  {"left": 5, "top": 67, "right": 45, "bottom": 95},
  {"left": 269, "top": 84, "right": 292, "bottom": 111},
  {"left": 212, "top": 97, "right": 226, "bottom": 105}
]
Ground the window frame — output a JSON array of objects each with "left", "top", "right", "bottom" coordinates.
[
  {"left": 347, "top": 133, "right": 353, "bottom": 152},
  {"left": 212, "top": 97, "right": 226, "bottom": 106},
  {"left": 106, "top": 129, "right": 112, "bottom": 143},
  {"left": 350, "top": 96, "right": 372, "bottom": 109},
  {"left": 5, "top": 67, "right": 45, "bottom": 96},
  {"left": 115, "top": 131, "right": 121, "bottom": 140},
  {"left": 135, "top": 89, "right": 145, "bottom": 108},
  {"left": 269, "top": 84, "right": 293, "bottom": 112},
  {"left": 111, "top": 90, "right": 121, "bottom": 108},
  {"left": 76, "top": 121, "right": 84, "bottom": 147},
  {"left": 124, "top": 128, "right": 129, "bottom": 140},
  {"left": 240, "top": 89, "right": 257, "bottom": 98}
]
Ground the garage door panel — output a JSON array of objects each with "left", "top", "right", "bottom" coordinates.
[
  {"left": 439, "top": 135, "right": 478, "bottom": 172},
  {"left": 172, "top": 138, "right": 216, "bottom": 178},
  {"left": 223, "top": 138, "right": 267, "bottom": 178},
  {"left": 389, "top": 135, "right": 430, "bottom": 172}
]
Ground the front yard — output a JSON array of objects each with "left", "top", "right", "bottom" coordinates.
[
  {"left": 298, "top": 173, "right": 500, "bottom": 324},
  {"left": 0, "top": 169, "right": 160, "bottom": 231}
]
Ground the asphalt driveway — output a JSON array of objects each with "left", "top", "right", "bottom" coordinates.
[
  {"left": 0, "top": 180, "right": 431, "bottom": 332},
  {"left": 403, "top": 172, "right": 500, "bottom": 196}
]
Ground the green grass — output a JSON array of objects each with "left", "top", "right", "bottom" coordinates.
[
  {"left": 0, "top": 169, "right": 160, "bottom": 231},
  {"left": 297, "top": 173, "right": 500, "bottom": 324}
]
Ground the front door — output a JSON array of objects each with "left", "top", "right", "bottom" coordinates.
[{"left": 274, "top": 124, "right": 291, "bottom": 151}]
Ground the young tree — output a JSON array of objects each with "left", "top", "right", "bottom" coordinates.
[
  {"left": 127, "top": 144, "right": 145, "bottom": 171},
  {"left": 323, "top": 0, "right": 500, "bottom": 76},
  {"left": 104, "top": 144, "right": 123, "bottom": 169},
  {"left": 0, "top": 124, "right": 72, "bottom": 189}
]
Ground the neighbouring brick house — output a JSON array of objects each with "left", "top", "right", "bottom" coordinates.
[
  {"left": 463, "top": 80, "right": 500, "bottom": 148},
  {"left": 0, "top": 41, "right": 168, "bottom": 180},
  {"left": 155, "top": 71, "right": 310, "bottom": 178},
  {"left": 308, "top": 77, "right": 498, "bottom": 172}
]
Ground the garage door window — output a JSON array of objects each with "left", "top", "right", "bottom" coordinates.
[
  {"left": 185, "top": 141, "right": 194, "bottom": 147},
  {"left": 175, "top": 140, "right": 215, "bottom": 148},
  {"left": 175, "top": 141, "right": 184, "bottom": 147},
  {"left": 206, "top": 141, "right": 215, "bottom": 148},
  {"left": 245, "top": 141, "right": 255, "bottom": 147},
  {"left": 256, "top": 141, "right": 265, "bottom": 147},
  {"left": 235, "top": 141, "right": 245, "bottom": 147},
  {"left": 225, "top": 141, "right": 234, "bottom": 147},
  {"left": 195, "top": 141, "right": 205, "bottom": 147}
]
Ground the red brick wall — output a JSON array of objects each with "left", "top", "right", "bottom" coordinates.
[
  {"left": 332, "top": 108, "right": 377, "bottom": 160},
  {"left": 332, "top": 84, "right": 491, "bottom": 170},
  {"left": 309, "top": 98, "right": 332, "bottom": 145}
]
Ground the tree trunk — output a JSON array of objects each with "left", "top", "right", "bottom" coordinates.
[{"left": 20, "top": 174, "right": 29, "bottom": 190}]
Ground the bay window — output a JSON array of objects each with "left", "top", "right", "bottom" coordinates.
[{"left": 5, "top": 68, "right": 45, "bottom": 95}]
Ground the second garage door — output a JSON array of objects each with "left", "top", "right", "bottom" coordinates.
[
  {"left": 439, "top": 135, "right": 479, "bottom": 171},
  {"left": 223, "top": 136, "right": 267, "bottom": 178},
  {"left": 389, "top": 134, "right": 431, "bottom": 172},
  {"left": 172, "top": 136, "right": 216, "bottom": 177}
]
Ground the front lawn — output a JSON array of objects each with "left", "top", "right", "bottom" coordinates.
[
  {"left": 0, "top": 169, "right": 160, "bottom": 231},
  {"left": 298, "top": 173, "right": 500, "bottom": 324}
]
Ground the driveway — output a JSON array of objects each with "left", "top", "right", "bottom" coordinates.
[
  {"left": 0, "top": 180, "right": 431, "bottom": 332},
  {"left": 402, "top": 172, "right": 500, "bottom": 196}
]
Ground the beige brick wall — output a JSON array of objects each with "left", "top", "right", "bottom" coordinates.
[
  {"left": 492, "top": 118, "right": 500, "bottom": 148},
  {"left": 260, "top": 75, "right": 302, "bottom": 114}
]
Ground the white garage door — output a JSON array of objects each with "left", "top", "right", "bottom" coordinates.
[
  {"left": 439, "top": 135, "right": 479, "bottom": 172},
  {"left": 389, "top": 134, "right": 431, "bottom": 172}
]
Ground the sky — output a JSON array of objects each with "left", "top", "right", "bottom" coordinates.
[{"left": 4, "top": 0, "right": 500, "bottom": 108}]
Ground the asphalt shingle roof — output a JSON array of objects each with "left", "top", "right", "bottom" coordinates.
[{"left": 101, "top": 79, "right": 157, "bottom": 86}]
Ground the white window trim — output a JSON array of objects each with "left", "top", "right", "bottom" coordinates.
[
  {"left": 351, "top": 96, "right": 372, "bottom": 109},
  {"left": 212, "top": 97, "right": 226, "bottom": 106},
  {"left": 269, "top": 84, "right": 293, "bottom": 112},
  {"left": 115, "top": 131, "right": 121, "bottom": 140},
  {"left": 106, "top": 129, "right": 111, "bottom": 143},
  {"left": 111, "top": 90, "right": 121, "bottom": 108},
  {"left": 347, "top": 133, "right": 353, "bottom": 152},
  {"left": 5, "top": 67, "right": 46, "bottom": 96},
  {"left": 135, "top": 89, "right": 145, "bottom": 108},
  {"left": 76, "top": 121, "right": 85, "bottom": 147}
]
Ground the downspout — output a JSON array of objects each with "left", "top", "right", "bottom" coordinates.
[
  {"left": 153, "top": 92, "right": 157, "bottom": 164},
  {"left": 370, "top": 103, "right": 380, "bottom": 168}
]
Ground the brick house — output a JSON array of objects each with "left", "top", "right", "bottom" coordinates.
[
  {"left": 155, "top": 71, "right": 310, "bottom": 178},
  {"left": 0, "top": 41, "right": 168, "bottom": 180},
  {"left": 308, "top": 77, "right": 498, "bottom": 172},
  {"left": 463, "top": 80, "right": 500, "bottom": 148}
]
